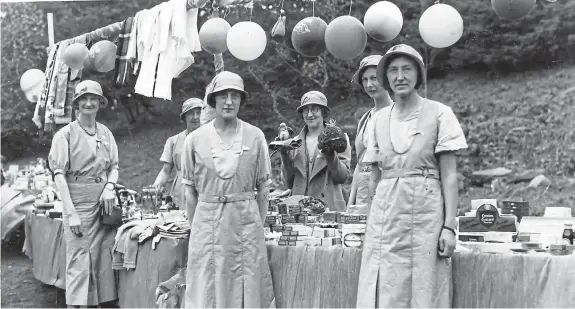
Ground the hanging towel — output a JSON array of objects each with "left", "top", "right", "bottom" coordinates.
[
  {"left": 134, "top": 8, "right": 160, "bottom": 98},
  {"left": 33, "top": 43, "right": 60, "bottom": 129},
  {"left": 114, "top": 17, "right": 135, "bottom": 87},
  {"left": 126, "top": 11, "right": 141, "bottom": 74}
]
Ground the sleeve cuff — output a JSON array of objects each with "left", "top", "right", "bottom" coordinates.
[
  {"left": 362, "top": 148, "right": 379, "bottom": 164},
  {"left": 181, "top": 178, "right": 195, "bottom": 186},
  {"left": 435, "top": 141, "right": 468, "bottom": 154},
  {"left": 53, "top": 169, "right": 66, "bottom": 175}
]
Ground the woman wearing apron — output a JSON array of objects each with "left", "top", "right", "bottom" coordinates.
[
  {"left": 181, "top": 71, "right": 275, "bottom": 308},
  {"left": 357, "top": 44, "right": 468, "bottom": 308},
  {"left": 48, "top": 80, "right": 120, "bottom": 308},
  {"left": 152, "top": 98, "right": 203, "bottom": 207},
  {"left": 347, "top": 55, "right": 393, "bottom": 209}
]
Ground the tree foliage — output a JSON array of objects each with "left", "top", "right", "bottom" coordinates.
[{"left": 1, "top": 0, "right": 574, "bottom": 158}]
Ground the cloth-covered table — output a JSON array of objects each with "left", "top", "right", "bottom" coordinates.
[{"left": 25, "top": 213, "right": 575, "bottom": 308}]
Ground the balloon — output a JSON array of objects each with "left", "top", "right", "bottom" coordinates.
[
  {"left": 419, "top": 4, "right": 464, "bottom": 48},
  {"left": 200, "top": 17, "right": 231, "bottom": 54},
  {"left": 20, "top": 69, "right": 45, "bottom": 103},
  {"left": 364, "top": 1, "right": 403, "bottom": 42},
  {"left": 491, "top": 0, "right": 536, "bottom": 20},
  {"left": 62, "top": 43, "right": 89, "bottom": 70},
  {"left": 291, "top": 17, "right": 328, "bottom": 57},
  {"left": 82, "top": 53, "right": 96, "bottom": 73},
  {"left": 89, "top": 40, "right": 117, "bottom": 73},
  {"left": 227, "top": 21, "right": 267, "bottom": 61},
  {"left": 325, "top": 16, "right": 367, "bottom": 60}
]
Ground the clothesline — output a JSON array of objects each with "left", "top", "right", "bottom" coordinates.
[{"left": 64, "top": 0, "right": 198, "bottom": 45}]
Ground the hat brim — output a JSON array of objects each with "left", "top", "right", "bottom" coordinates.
[
  {"left": 352, "top": 65, "right": 379, "bottom": 89},
  {"left": 206, "top": 85, "right": 248, "bottom": 107},
  {"left": 296, "top": 102, "right": 331, "bottom": 113},
  {"left": 180, "top": 105, "right": 203, "bottom": 121},
  {"left": 376, "top": 51, "right": 426, "bottom": 93},
  {"left": 73, "top": 91, "right": 108, "bottom": 108}
]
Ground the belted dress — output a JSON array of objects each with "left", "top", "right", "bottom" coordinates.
[
  {"left": 357, "top": 100, "right": 467, "bottom": 308},
  {"left": 181, "top": 119, "right": 276, "bottom": 308},
  {"left": 48, "top": 121, "right": 119, "bottom": 306},
  {"left": 348, "top": 108, "right": 379, "bottom": 208},
  {"left": 159, "top": 130, "right": 187, "bottom": 207}
]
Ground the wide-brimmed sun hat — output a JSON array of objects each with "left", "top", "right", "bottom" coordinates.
[
  {"left": 376, "top": 44, "right": 426, "bottom": 93},
  {"left": 72, "top": 80, "right": 108, "bottom": 107}
]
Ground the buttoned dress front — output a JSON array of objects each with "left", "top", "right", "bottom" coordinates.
[
  {"left": 159, "top": 130, "right": 187, "bottom": 207},
  {"left": 357, "top": 100, "right": 467, "bottom": 308},
  {"left": 48, "top": 121, "right": 119, "bottom": 306},
  {"left": 181, "top": 120, "right": 276, "bottom": 308}
]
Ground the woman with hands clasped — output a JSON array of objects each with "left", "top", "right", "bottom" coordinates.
[
  {"left": 48, "top": 80, "right": 119, "bottom": 308},
  {"left": 279, "top": 91, "right": 351, "bottom": 212},
  {"left": 356, "top": 44, "right": 468, "bottom": 308}
]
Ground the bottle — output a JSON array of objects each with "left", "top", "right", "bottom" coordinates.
[{"left": 562, "top": 224, "right": 573, "bottom": 245}]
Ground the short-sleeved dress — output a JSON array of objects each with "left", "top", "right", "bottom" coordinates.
[
  {"left": 159, "top": 130, "right": 187, "bottom": 207},
  {"left": 181, "top": 120, "right": 276, "bottom": 308},
  {"left": 48, "top": 121, "right": 119, "bottom": 306},
  {"left": 348, "top": 108, "right": 379, "bottom": 207},
  {"left": 357, "top": 99, "right": 467, "bottom": 308}
]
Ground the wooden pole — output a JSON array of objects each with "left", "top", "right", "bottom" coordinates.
[{"left": 47, "top": 13, "right": 55, "bottom": 46}]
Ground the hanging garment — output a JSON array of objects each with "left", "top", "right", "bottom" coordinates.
[
  {"left": 134, "top": 8, "right": 159, "bottom": 98},
  {"left": 114, "top": 17, "right": 135, "bottom": 87},
  {"left": 356, "top": 100, "right": 467, "bottom": 308},
  {"left": 33, "top": 43, "right": 60, "bottom": 130},
  {"left": 126, "top": 11, "right": 142, "bottom": 75}
]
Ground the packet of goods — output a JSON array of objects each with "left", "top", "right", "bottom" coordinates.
[{"left": 341, "top": 224, "right": 366, "bottom": 248}]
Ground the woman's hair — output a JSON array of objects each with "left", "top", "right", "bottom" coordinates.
[
  {"left": 208, "top": 89, "right": 247, "bottom": 108},
  {"left": 298, "top": 106, "right": 330, "bottom": 118},
  {"left": 382, "top": 54, "right": 424, "bottom": 90},
  {"left": 72, "top": 94, "right": 105, "bottom": 110}
]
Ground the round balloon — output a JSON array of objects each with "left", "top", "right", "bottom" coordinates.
[
  {"left": 364, "top": 1, "right": 403, "bottom": 42},
  {"left": 325, "top": 16, "right": 367, "bottom": 60},
  {"left": 20, "top": 69, "right": 45, "bottom": 103},
  {"left": 227, "top": 21, "right": 267, "bottom": 61},
  {"left": 200, "top": 17, "right": 231, "bottom": 54},
  {"left": 291, "top": 17, "right": 328, "bottom": 57},
  {"left": 89, "top": 40, "right": 117, "bottom": 73},
  {"left": 491, "top": 0, "right": 536, "bottom": 20},
  {"left": 419, "top": 4, "right": 464, "bottom": 48},
  {"left": 62, "top": 43, "right": 89, "bottom": 70}
]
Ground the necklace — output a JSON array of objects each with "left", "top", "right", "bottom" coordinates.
[
  {"left": 77, "top": 120, "right": 98, "bottom": 136},
  {"left": 215, "top": 121, "right": 240, "bottom": 150}
]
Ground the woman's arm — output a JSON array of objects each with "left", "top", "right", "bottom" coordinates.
[
  {"left": 280, "top": 151, "right": 296, "bottom": 189},
  {"left": 184, "top": 184, "right": 198, "bottom": 226},
  {"left": 256, "top": 182, "right": 270, "bottom": 224},
  {"left": 152, "top": 163, "right": 174, "bottom": 187},
  {"left": 53, "top": 173, "right": 78, "bottom": 219},
  {"left": 438, "top": 152, "right": 458, "bottom": 229},
  {"left": 325, "top": 134, "right": 352, "bottom": 184},
  {"left": 367, "top": 163, "right": 381, "bottom": 205}
]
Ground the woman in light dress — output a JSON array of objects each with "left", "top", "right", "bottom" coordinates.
[
  {"left": 356, "top": 44, "right": 468, "bottom": 308},
  {"left": 181, "top": 71, "right": 275, "bottom": 308},
  {"left": 347, "top": 55, "right": 393, "bottom": 209},
  {"left": 152, "top": 98, "right": 203, "bottom": 207},
  {"left": 48, "top": 80, "right": 119, "bottom": 308}
]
